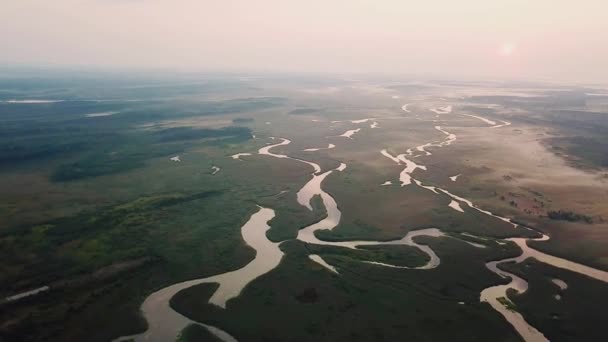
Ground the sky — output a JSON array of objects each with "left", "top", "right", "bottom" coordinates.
[{"left": 2, "top": 0, "right": 608, "bottom": 82}]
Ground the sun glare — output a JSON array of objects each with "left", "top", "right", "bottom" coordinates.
[{"left": 499, "top": 43, "right": 516, "bottom": 56}]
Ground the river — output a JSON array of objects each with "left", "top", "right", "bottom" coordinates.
[
  {"left": 114, "top": 207, "right": 278, "bottom": 342},
  {"left": 116, "top": 107, "right": 608, "bottom": 342}
]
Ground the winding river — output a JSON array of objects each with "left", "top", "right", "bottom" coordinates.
[
  {"left": 303, "top": 143, "right": 335, "bottom": 152},
  {"left": 379, "top": 110, "right": 608, "bottom": 341},
  {"left": 259, "top": 137, "right": 321, "bottom": 173},
  {"left": 257, "top": 113, "right": 608, "bottom": 342},
  {"left": 114, "top": 207, "right": 278, "bottom": 342},
  {"left": 115, "top": 134, "right": 449, "bottom": 341},
  {"left": 480, "top": 232, "right": 608, "bottom": 342},
  {"left": 461, "top": 113, "right": 511, "bottom": 129},
  {"left": 116, "top": 105, "right": 608, "bottom": 342}
]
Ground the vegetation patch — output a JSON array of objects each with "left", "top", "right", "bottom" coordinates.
[
  {"left": 501, "top": 259, "right": 608, "bottom": 341},
  {"left": 295, "top": 287, "right": 319, "bottom": 303},
  {"left": 289, "top": 108, "right": 319, "bottom": 115},
  {"left": 177, "top": 324, "right": 223, "bottom": 342},
  {"left": 497, "top": 296, "right": 517, "bottom": 311},
  {"left": 232, "top": 117, "right": 254, "bottom": 124},
  {"left": 547, "top": 210, "right": 593, "bottom": 224}
]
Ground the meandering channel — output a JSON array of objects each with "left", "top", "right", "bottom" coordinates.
[
  {"left": 303, "top": 143, "right": 335, "bottom": 152},
  {"left": 259, "top": 138, "right": 447, "bottom": 270},
  {"left": 480, "top": 231, "right": 608, "bottom": 342},
  {"left": 117, "top": 135, "right": 449, "bottom": 341},
  {"left": 114, "top": 206, "right": 278, "bottom": 342},
  {"left": 259, "top": 137, "right": 321, "bottom": 173},
  {"left": 118, "top": 109, "right": 608, "bottom": 342},
  {"left": 378, "top": 116, "right": 608, "bottom": 342}
]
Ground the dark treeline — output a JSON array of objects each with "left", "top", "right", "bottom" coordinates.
[
  {"left": 0, "top": 90, "right": 283, "bottom": 180},
  {"left": 547, "top": 210, "right": 593, "bottom": 223}
]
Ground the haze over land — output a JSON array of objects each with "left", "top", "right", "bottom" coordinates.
[{"left": 2, "top": 0, "right": 608, "bottom": 82}]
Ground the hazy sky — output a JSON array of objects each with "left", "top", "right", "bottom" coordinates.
[{"left": 2, "top": 0, "right": 607, "bottom": 82}]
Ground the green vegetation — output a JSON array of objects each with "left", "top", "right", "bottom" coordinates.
[
  {"left": 497, "top": 296, "right": 517, "bottom": 311},
  {"left": 0, "top": 189, "right": 262, "bottom": 341},
  {"left": 289, "top": 108, "right": 319, "bottom": 115},
  {"left": 232, "top": 117, "right": 254, "bottom": 124},
  {"left": 315, "top": 218, "right": 386, "bottom": 241},
  {"left": 501, "top": 259, "right": 608, "bottom": 342},
  {"left": 344, "top": 244, "right": 430, "bottom": 267},
  {"left": 49, "top": 126, "right": 253, "bottom": 181},
  {"left": 0, "top": 76, "right": 283, "bottom": 182},
  {"left": 263, "top": 195, "right": 327, "bottom": 242},
  {"left": 153, "top": 126, "right": 251, "bottom": 143},
  {"left": 10, "top": 120, "right": 252, "bottom": 182},
  {"left": 177, "top": 324, "right": 223, "bottom": 342},
  {"left": 547, "top": 210, "right": 593, "bottom": 223},
  {"left": 169, "top": 239, "right": 523, "bottom": 341},
  {"left": 0, "top": 74, "right": 292, "bottom": 339},
  {"left": 0, "top": 191, "right": 221, "bottom": 293},
  {"left": 50, "top": 140, "right": 182, "bottom": 181},
  {"left": 547, "top": 136, "right": 608, "bottom": 169},
  {"left": 3, "top": 72, "right": 608, "bottom": 342},
  {"left": 473, "top": 91, "right": 608, "bottom": 170}
]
